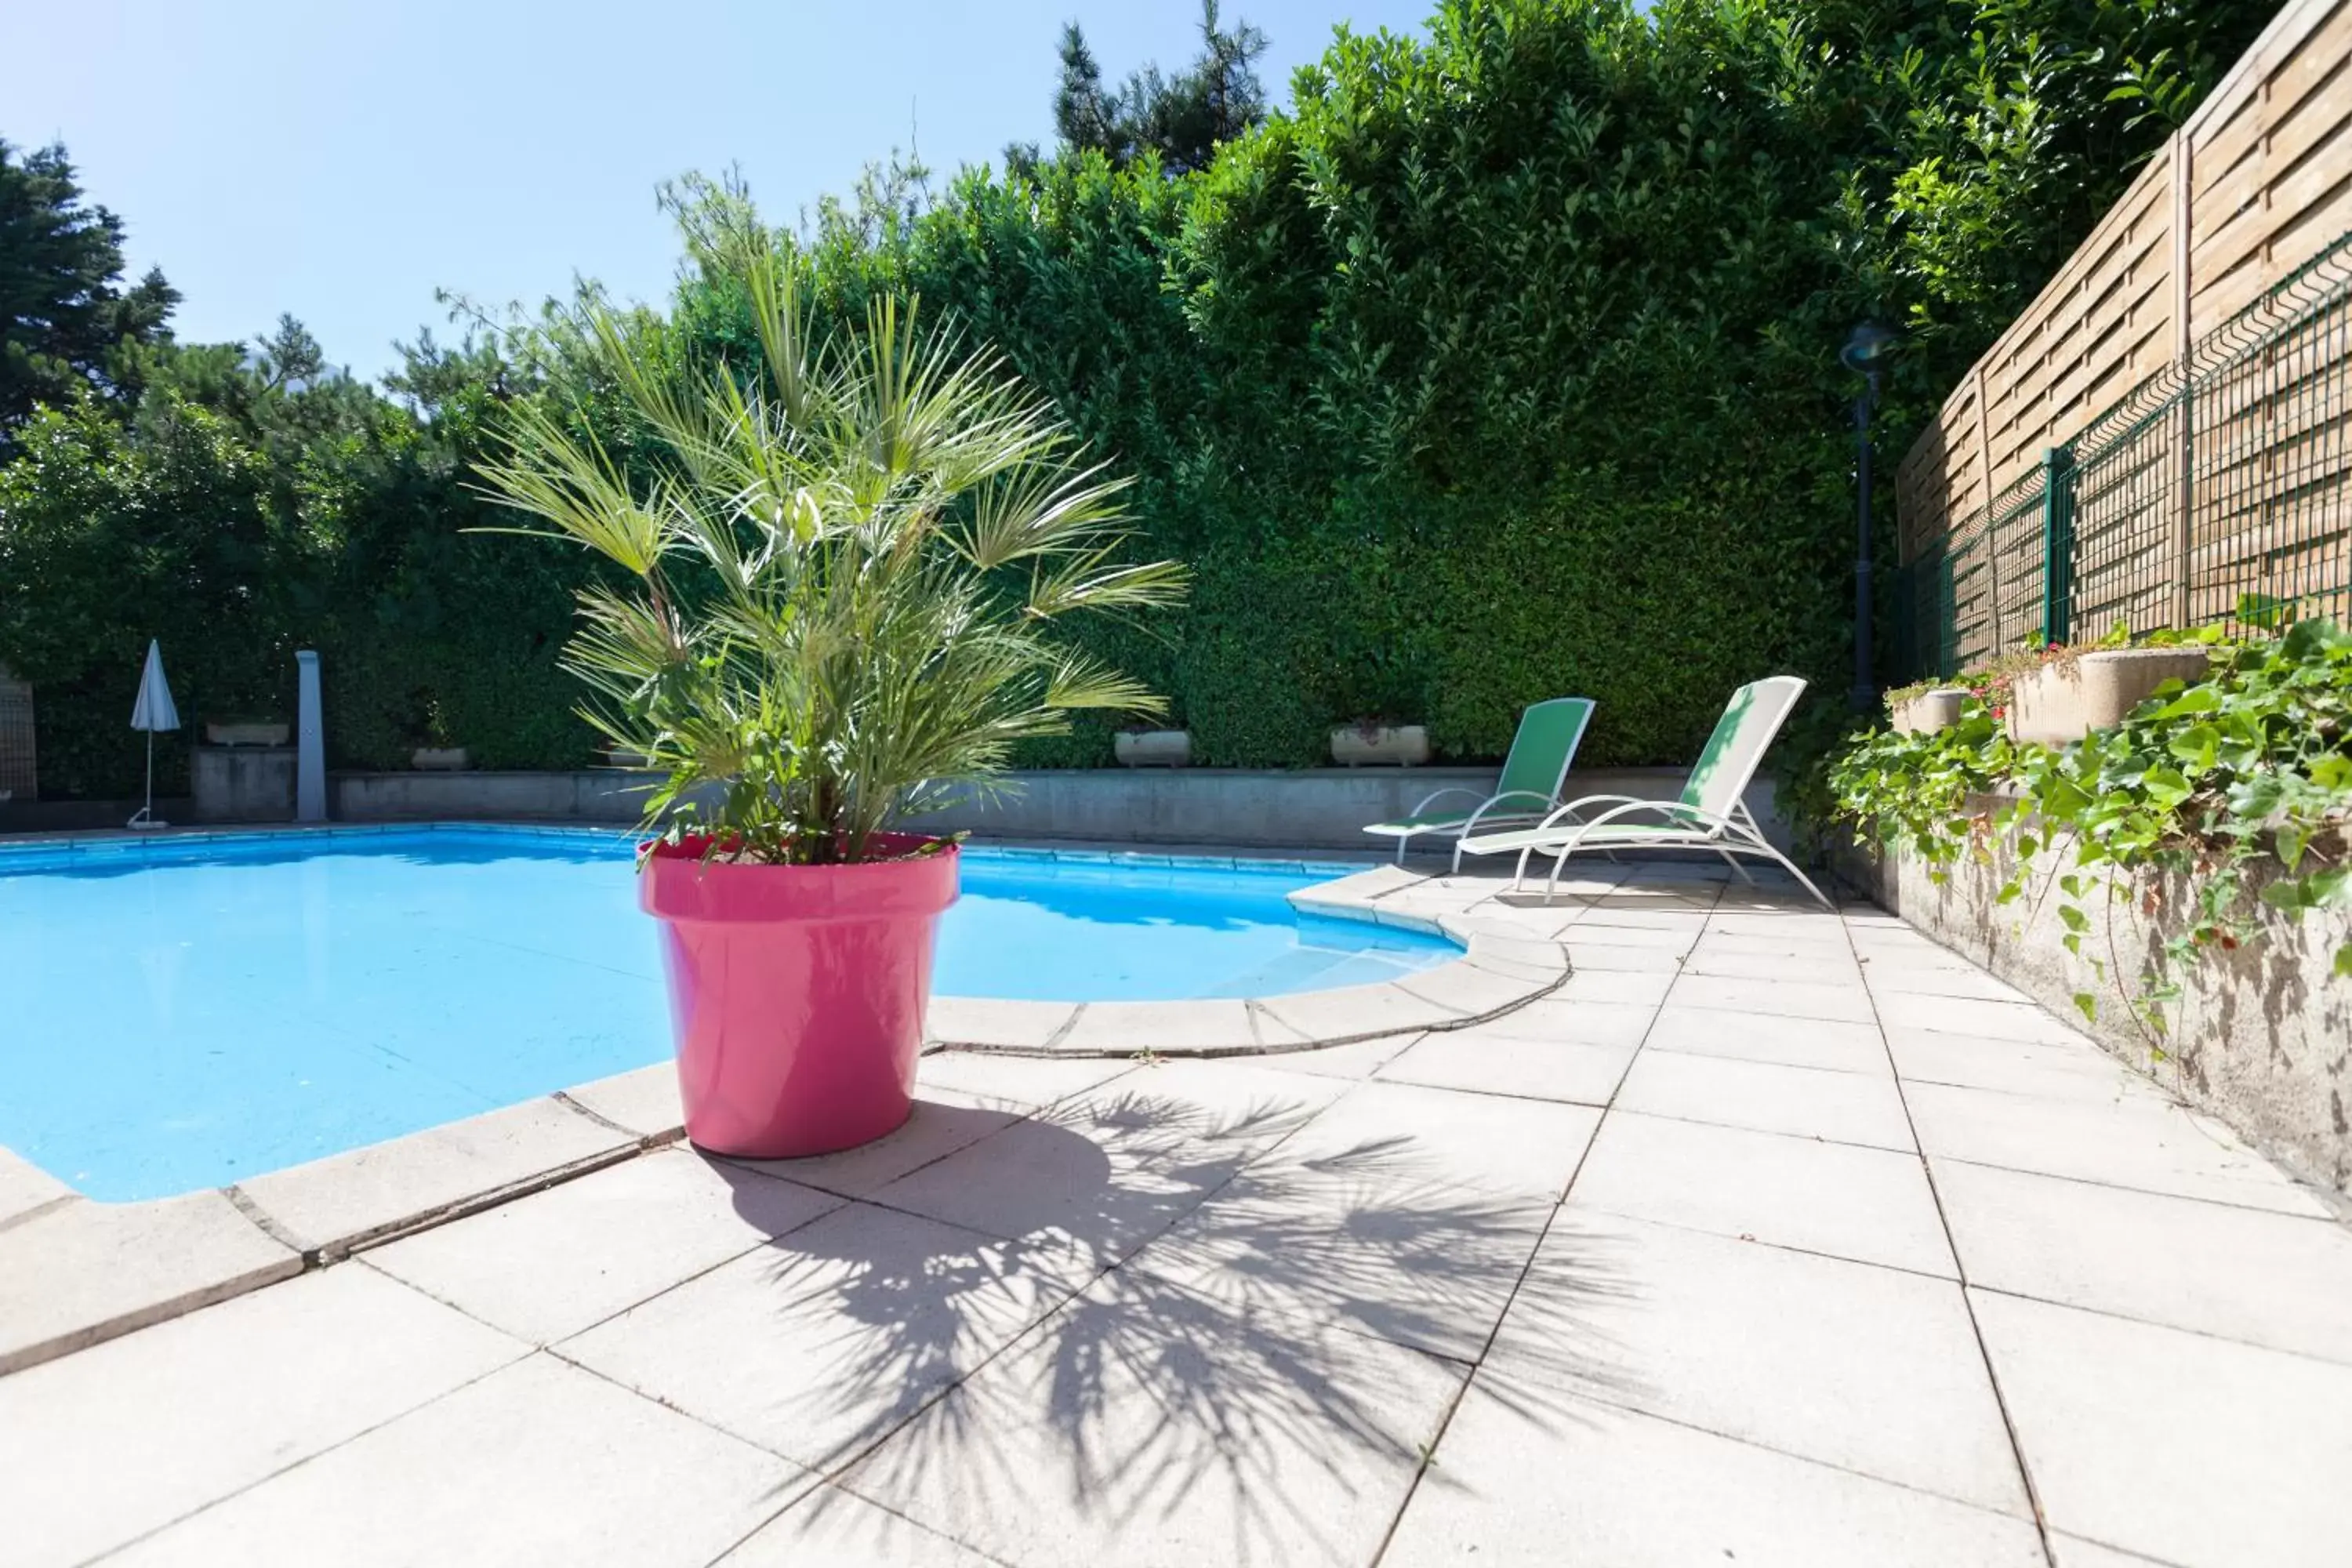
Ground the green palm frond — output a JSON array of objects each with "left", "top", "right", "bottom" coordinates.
[{"left": 473, "top": 247, "right": 1184, "bottom": 864}]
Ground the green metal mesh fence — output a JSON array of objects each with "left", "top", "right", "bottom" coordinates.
[{"left": 1893, "top": 230, "right": 2352, "bottom": 679}]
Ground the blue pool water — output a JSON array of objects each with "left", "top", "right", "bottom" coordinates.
[{"left": 0, "top": 826, "right": 1452, "bottom": 1200}]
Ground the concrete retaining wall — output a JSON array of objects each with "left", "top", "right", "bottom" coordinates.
[
  {"left": 1859, "top": 837, "right": 2352, "bottom": 1199},
  {"left": 326, "top": 764, "right": 1788, "bottom": 852},
  {"left": 192, "top": 746, "right": 296, "bottom": 822}
]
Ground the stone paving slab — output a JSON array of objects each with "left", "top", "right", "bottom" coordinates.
[
  {"left": 561, "top": 1062, "right": 685, "bottom": 1140},
  {"left": 560, "top": 1201, "right": 1098, "bottom": 1470},
  {"left": 839, "top": 1269, "right": 1468, "bottom": 1568},
  {"left": 1489, "top": 1214, "right": 2031, "bottom": 1515},
  {"left": 1126, "top": 1081, "right": 1599, "bottom": 1359},
  {"left": 1884, "top": 1027, "right": 2158, "bottom": 1102},
  {"left": 725, "top": 1098, "right": 1022, "bottom": 1200},
  {"left": 1566, "top": 1111, "right": 1955, "bottom": 1277},
  {"left": 868, "top": 1062, "right": 1348, "bottom": 1262},
  {"left": 103, "top": 1352, "right": 809, "bottom": 1568},
  {"left": 1610, "top": 1051, "right": 1917, "bottom": 1152},
  {"left": 719, "top": 1484, "right": 1001, "bottom": 1566},
  {"left": 1664, "top": 973, "right": 1879, "bottom": 1025},
  {"left": 925, "top": 996, "right": 1081, "bottom": 1051},
  {"left": 0, "top": 1189, "right": 300, "bottom": 1374},
  {"left": 234, "top": 1094, "right": 641, "bottom": 1258},
  {"left": 1972, "top": 1290, "right": 2352, "bottom": 1568},
  {"left": 1374, "top": 1029, "right": 1635, "bottom": 1106},
  {"left": 1905, "top": 1081, "right": 2331, "bottom": 1218},
  {"left": 1381, "top": 1376, "right": 2047, "bottom": 1568},
  {"left": 911, "top": 1051, "right": 1138, "bottom": 1111},
  {"left": 0, "top": 1147, "right": 74, "bottom": 1227},
  {"left": 1640, "top": 1004, "right": 1892, "bottom": 1074},
  {"left": 0, "top": 1264, "right": 525, "bottom": 1567},
  {"left": 366, "top": 1149, "right": 844, "bottom": 1345},
  {"left": 1933, "top": 1159, "right": 2352, "bottom": 1363}
]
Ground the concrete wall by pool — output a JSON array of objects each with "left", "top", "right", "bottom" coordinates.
[{"left": 321, "top": 765, "right": 1789, "bottom": 852}]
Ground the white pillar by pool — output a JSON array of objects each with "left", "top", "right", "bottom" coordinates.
[{"left": 296, "top": 650, "right": 326, "bottom": 822}]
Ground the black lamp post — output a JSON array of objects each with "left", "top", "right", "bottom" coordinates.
[{"left": 1840, "top": 321, "right": 1899, "bottom": 712}]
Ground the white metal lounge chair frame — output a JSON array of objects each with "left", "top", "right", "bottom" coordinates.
[
  {"left": 1457, "top": 677, "right": 1834, "bottom": 909},
  {"left": 1372, "top": 697, "right": 1595, "bottom": 870}
]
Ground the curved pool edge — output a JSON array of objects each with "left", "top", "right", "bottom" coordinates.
[{"left": 0, "top": 851, "right": 1579, "bottom": 1380}]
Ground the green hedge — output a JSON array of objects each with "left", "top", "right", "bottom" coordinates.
[{"left": 0, "top": 0, "right": 2274, "bottom": 796}]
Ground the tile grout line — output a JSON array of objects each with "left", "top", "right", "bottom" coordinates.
[
  {"left": 1365, "top": 868, "right": 1726, "bottom": 1568},
  {"left": 1838, "top": 905, "right": 2060, "bottom": 1568}
]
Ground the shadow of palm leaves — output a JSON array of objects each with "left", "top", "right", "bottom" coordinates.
[{"left": 750, "top": 1077, "right": 1641, "bottom": 1563}]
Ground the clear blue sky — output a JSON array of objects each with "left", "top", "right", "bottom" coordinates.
[{"left": 10, "top": 1, "right": 1439, "bottom": 383}]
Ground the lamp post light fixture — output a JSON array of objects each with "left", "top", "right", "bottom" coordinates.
[{"left": 1841, "top": 321, "right": 1900, "bottom": 712}]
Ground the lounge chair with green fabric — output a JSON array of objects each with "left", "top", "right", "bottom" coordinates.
[
  {"left": 1456, "top": 675, "right": 1831, "bottom": 908},
  {"left": 1362, "top": 696, "right": 1595, "bottom": 869}
]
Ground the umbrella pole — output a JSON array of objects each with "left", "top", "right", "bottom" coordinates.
[{"left": 145, "top": 730, "right": 154, "bottom": 822}]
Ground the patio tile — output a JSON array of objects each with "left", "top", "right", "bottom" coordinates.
[
  {"left": 0, "top": 1264, "right": 525, "bottom": 1568},
  {"left": 1287, "top": 863, "right": 1423, "bottom": 909},
  {"left": 869, "top": 1062, "right": 1347, "bottom": 1261},
  {"left": 561, "top": 1203, "right": 1097, "bottom": 1468},
  {"left": 1556, "top": 920, "right": 1700, "bottom": 951},
  {"left": 725, "top": 1098, "right": 1021, "bottom": 1200},
  {"left": 0, "top": 1189, "right": 300, "bottom": 1375},
  {"left": 1886, "top": 1027, "right": 2149, "bottom": 1102},
  {"left": 1860, "top": 959, "right": 2031, "bottom": 1003},
  {"left": 103, "top": 1352, "right": 806, "bottom": 1568},
  {"left": 1556, "top": 906, "right": 1711, "bottom": 934},
  {"left": 234, "top": 1094, "right": 639, "bottom": 1258},
  {"left": 1489, "top": 1214, "right": 2027, "bottom": 1515},
  {"left": 924, "top": 996, "right": 1081, "bottom": 1051},
  {"left": 1905, "top": 1082, "right": 2329, "bottom": 1217},
  {"left": 912, "top": 1051, "right": 1138, "bottom": 1112},
  {"left": 1934, "top": 1160, "right": 2352, "bottom": 1363},
  {"left": 1690, "top": 928, "right": 1859, "bottom": 961},
  {"left": 839, "top": 1270, "right": 1466, "bottom": 1568},
  {"left": 2048, "top": 1534, "right": 2176, "bottom": 1567},
  {"left": 1678, "top": 949, "right": 1863, "bottom": 985},
  {"left": 1872, "top": 990, "right": 2090, "bottom": 1045},
  {"left": 0, "top": 1147, "right": 74, "bottom": 1226},
  {"left": 1664, "top": 973, "right": 1878, "bottom": 1025},
  {"left": 1397, "top": 960, "right": 1552, "bottom": 1016},
  {"left": 561, "top": 1062, "right": 684, "bottom": 1139},
  {"left": 1642, "top": 1005, "right": 1891, "bottom": 1074},
  {"left": 1702, "top": 912, "right": 1855, "bottom": 946},
  {"left": 365, "top": 1149, "right": 842, "bottom": 1345},
  {"left": 1559, "top": 938, "right": 1688, "bottom": 973},
  {"left": 1449, "top": 996, "right": 1658, "bottom": 1050},
  {"left": 1973, "top": 1290, "right": 2352, "bottom": 1568},
  {"left": 1566, "top": 1112, "right": 1954, "bottom": 1276},
  {"left": 1381, "top": 1377, "right": 2045, "bottom": 1568},
  {"left": 1128, "top": 1082, "right": 1599, "bottom": 1358},
  {"left": 1257, "top": 982, "right": 1470, "bottom": 1043},
  {"left": 719, "top": 1485, "right": 997, "bottom": 1565},
  {"left": 1053, "top": 998, "right": 1260, "bottom": 1054},
  {"left": 1546, "top": 967, "right": 1676, "bottom": 1006},
  {"left": 1264, "top": 1029, "right": 1425, "bottom": 1080},
  {"left": 1457, "top": 930, "right": 1572, "bottom": 977},
  {"left": 1611, "top": 1051, "right": 1916, "bottom": 1151},
  {"left": 1377, "top": 1029, "right": 1635, "bottom": 1106}
]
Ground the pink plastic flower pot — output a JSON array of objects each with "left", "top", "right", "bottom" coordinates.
[{"left": 639, "top": 834, "right": 960, "bottom": 1159}]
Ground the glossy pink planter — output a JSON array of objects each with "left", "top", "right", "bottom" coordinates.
[{"left": 639, "top": 835, "right": 960, "bottom": 1159}]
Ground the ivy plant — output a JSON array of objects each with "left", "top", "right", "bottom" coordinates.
[{"left": 1827, "top": 619, "right": 2352, "bottom": 1033}]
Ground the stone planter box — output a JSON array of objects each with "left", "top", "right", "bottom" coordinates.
[
  {"left": 203, "top": 720, "right": 289, "bottom": 747},
  {"left": 1114, "top": 730, "right": 1192, "bottom": 768},
  {"left": 1889, "top": 688, "right": 1969, "bottom": 735},
  {"left": 2006, "top": 648, "right": 2212, "bottom": 747},
  {"left": 598, "top": 745, "right": 652, "bottom": 769},
  {"left": 410, "top": 746, "right": 471, "bottom": 771},
  {"left": 1330, "top": 724, "right": 1432, "bottom": 767}
]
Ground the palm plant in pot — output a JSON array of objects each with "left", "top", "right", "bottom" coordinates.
[{"left": 477, "top": 245, "right": 1185, "bottom": 1157}]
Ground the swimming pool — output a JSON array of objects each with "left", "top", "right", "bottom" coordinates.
[{"left": 0, "top": 826, "right": 1451, "bottom": 1200}]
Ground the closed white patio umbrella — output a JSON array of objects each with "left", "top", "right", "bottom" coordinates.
[{"left": 128, "top": 637, "right": 180, "bottom": 829}]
